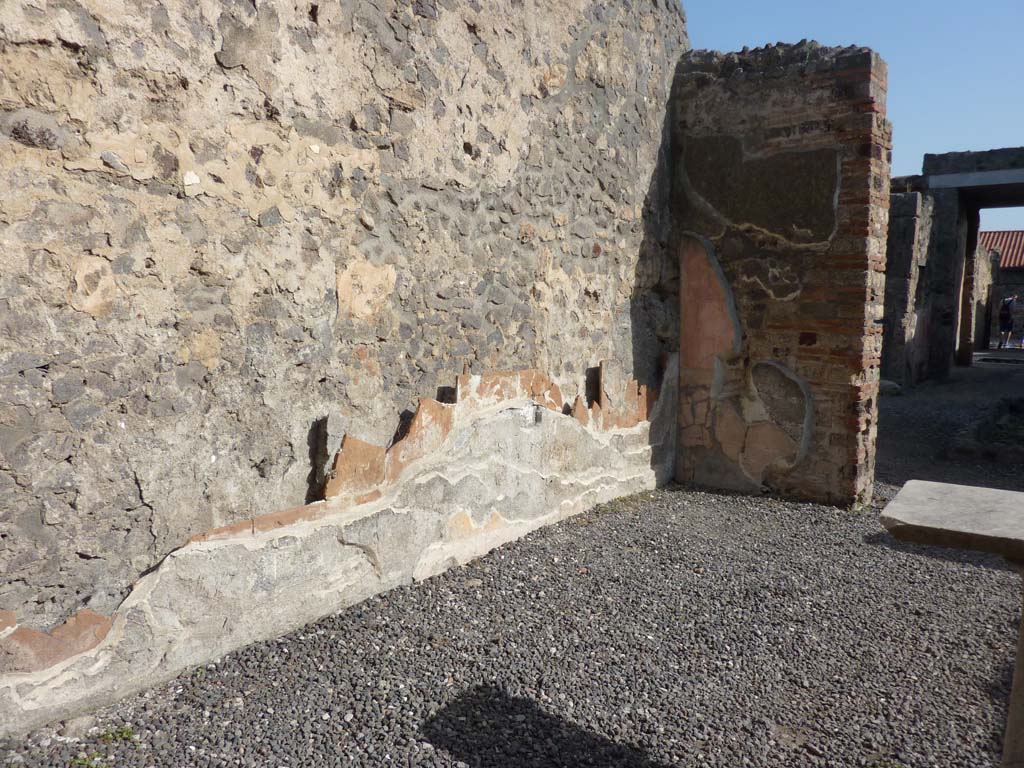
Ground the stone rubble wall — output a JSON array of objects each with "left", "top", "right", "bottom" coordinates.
[
  {"left": 671, "top": 43, "right": 892, "bottom": 506},
  {"left": 0, "top": 361, "right": 677, "bottom": 737},
  {"left": 0, "top": 0, "right": 688, "bottom": 632},
  {"left": 919, "top": 190, "right": 972, "bottom": 378}
]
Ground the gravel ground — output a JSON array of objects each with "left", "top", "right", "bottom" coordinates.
[
  {"left": 5, "top": 363, "right": 1024, "bottom": 768},
  {"left": 875, "top": 357, "right": 1024, "bottom": 495}
]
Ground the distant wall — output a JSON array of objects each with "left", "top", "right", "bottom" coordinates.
[
  {"left": 672, "top": 43, "right": 891, "bottom": 506},
  {"left": 889, "top": 147, "right": 1024, "bottom": 376},
  {"left": 0, "top": 0, "right": 688, "bottom": 632},
  {"left": 885, "top": 181, "right": 972, "bottom": 381},
  {"left": 925, "top": 191, "right": 973, "bottom": 377}
]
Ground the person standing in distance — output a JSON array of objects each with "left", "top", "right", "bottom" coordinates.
[{"left": 998, "top": 292, "right": 1019, "bottom": 349}]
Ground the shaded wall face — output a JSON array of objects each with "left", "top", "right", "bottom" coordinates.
[
  {"left": 923, "top": 192, "right": 971, "bottom": 378},
  {"left": 882, "top": 183, "right": 974, "bottom": 380},
  {"left": 673, "top": 45, "right": 892, "bottom": 506},
  {"left": 881, "top": 192, "right": 934, "bottom": 385},
  {"left": 971, "top": 246, "right": 995, "bottom": 350},
  {"left": 0, "top": 0, "right": 688, "bottom": 630}
]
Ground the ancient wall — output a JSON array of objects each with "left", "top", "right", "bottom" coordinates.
[
  {"left": 0, "top": 0, "right": 688, "bottom": 633},
  {"left": 922, "top": 147, "right": 1024, "bottom": 175},
  {"left": 923, "top": 191, "right": 972, "bottom": 376},
  {"left": 889, "top": 148, "right": 1024, "bottom": 376},
  {"left": 885, "top": 179, "right": 969, "bottom": 379},
  {"left": 881, "top": 192, "right": 933, "bottom": 385},
  {"left": 672, "top": 44, "right": 891, "bottom": 505}
]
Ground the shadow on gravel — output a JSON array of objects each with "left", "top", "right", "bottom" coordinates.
[
  {"left": 422, "top": 684, "right": 670, "bottom": 768},
  {"left": 863, "top": 532, "right": 1014, "bottom": 573},
  {"left": 986, "top": 657, "right": 1015, "bottom": 707}
]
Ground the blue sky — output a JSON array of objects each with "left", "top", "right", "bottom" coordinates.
[{"left": 682, "top": 0, "right": 1024, "bottom": 231}]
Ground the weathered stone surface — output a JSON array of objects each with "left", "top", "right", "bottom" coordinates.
[
  {"left": 0, "top": 0, "right": 688, "bottom": 631},
  {"left": 1, "top": 108, "right": 71, "bottom": 150},
  {"left": 456, "top": 370, "right": 565, "bottom": 416},
  {"left": 740, "top": 422, "right": 799, "bottom": 481},
  {"left": 0, "top": 357, "right": 677, "bottom": 737},
  {"left": 683, "top": 136, "right": 839, "bottom": 243},
  {"left": 676, "top": 235, "right": 814, "bottom": 493},
  {"left": 971, "top": 242, "right": 997, "bottom": 351},
  {"left": 881, "top": 480, "right": 1024, "bottom": 562},
  {"left": 571, "top": 395, "right": 589, "bottom": 427},
  {"left": 715, "top": 402, "right": 746, "bottom": 462},
  {"left": 881, "top": 191, "right": 934, "bottom": 386},
  {"left": 385, "top": 398, "right": 455, "bottom": 482},
  {"left": 922, "top": 147, "right": 1024, "bottom": 176},
  {"left": 679, "top": 235, "right": 739, "bottom": 372}
]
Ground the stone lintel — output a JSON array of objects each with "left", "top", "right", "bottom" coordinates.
[{"left": 927, "top": 168, "right": 1024, "bottom": 190}]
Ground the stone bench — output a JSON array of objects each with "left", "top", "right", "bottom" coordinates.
[{"left": 881, "top": 480, "right": 1024, "bottom": 768}]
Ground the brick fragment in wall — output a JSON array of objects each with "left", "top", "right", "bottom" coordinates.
[{"left": 0, "top": 0, "right": 688, "bottom": 629}]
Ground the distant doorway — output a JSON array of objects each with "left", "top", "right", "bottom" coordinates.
[
  {"left": 886, "top": 151, "right": 1024, "bottom": 386},
  {"left": 979, "top": 220, "right": 1024, "bottom": 355}
]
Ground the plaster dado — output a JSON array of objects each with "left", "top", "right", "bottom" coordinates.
[{"left": 0, "top": 360, "right": 677, "bottom": 737}]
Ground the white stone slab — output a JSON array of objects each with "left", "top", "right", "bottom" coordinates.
[{"left": 881, "top": 480, "right": 1024, "bottom": 560}]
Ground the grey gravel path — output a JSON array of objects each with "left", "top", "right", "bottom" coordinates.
[
  {"left": 5, "top": 364, "right": 1024, "bottom": 768},
  {"left": 875, "top": 359, "right": 1024, "bottom": 495}
]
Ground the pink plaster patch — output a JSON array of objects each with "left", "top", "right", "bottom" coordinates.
[
  {"left": 0, "top": 610, "right": 112, "bottom": 674},
  {"left": 680, "top": 237, "right": 738, "bottom": 372}
]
